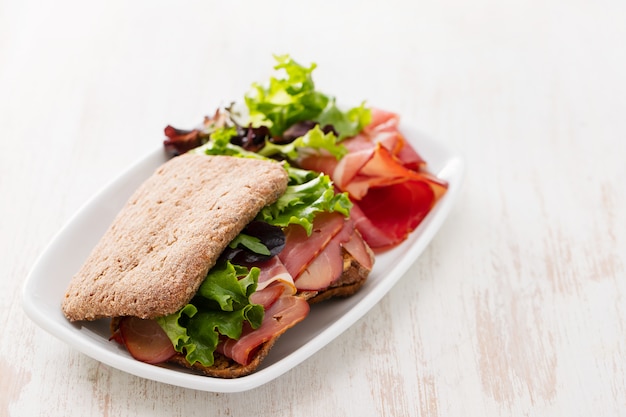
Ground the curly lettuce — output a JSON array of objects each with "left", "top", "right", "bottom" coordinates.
[
  {"left": 259, "top": 169, "right": 351, "bottom": 235},
  {"left": 245, "top": 54, "right": 371, "bottom": 139}
]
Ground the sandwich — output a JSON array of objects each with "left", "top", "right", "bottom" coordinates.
[
  {"left": 62, "top": 54, "right": 447, "bottom": 379},
  {"left": 62, "top": 152, "right": 374, "bottom": 378}
]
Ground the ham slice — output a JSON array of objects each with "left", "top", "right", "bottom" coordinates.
[
  {"left": 354, "top": 180, "right": 434, "bottom": 250},
  {"left": 364, "top": 107, "right": 400, "bottom": 134},
  {"left": 341, "top": 227, "right": 374, "bottom": 271},
  {"left": 279, "top": 211, "right": 346, "bottom": 279},
  {"left": 338, "top": 143, "right": 447, "bottom": 200},
  {"left": 215, "top": 213, "right": 368, "bottom": 365},
  {"left": 294, "top": 217, "right": 354, "bottom": 291},
  {"left": 247, "top": 256, "right": 297, "bottom": 296},
  {"left": 249, "top": 282, "right": 285, "bottom": 308},
  {"left": 363, "top": 108, "right": 425, "bottom": 170},
  {"left": 113, "top": 317, "right": 176, "bottom": 364},
  {"left": 299, "top": 107, "right": 447, "bottom": 250},
  {"left": 219, "top": 295, "right": 310, "bottom": 366},
  {"left": 294, "top": 247, "right": 343, "bottom": 291},
  {"left": 348, "top": 202, "right": 397, "bottom": 249}
]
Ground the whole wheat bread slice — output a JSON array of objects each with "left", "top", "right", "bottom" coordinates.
[{"left": 62, "top": 153, "right": 288, "bottom": 321}]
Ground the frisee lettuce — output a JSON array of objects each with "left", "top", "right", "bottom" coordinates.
[
  {"left": 245, "top": 55, "right": 329, "bottom": 136},
  {"left": 245, "top": 54, "right": 371, "bottom": 139},
  {"left": 259, "top": 171, "right": 351, "bottom": 235}
]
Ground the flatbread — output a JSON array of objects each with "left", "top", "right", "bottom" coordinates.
[{"left": 62, "top": 154, "right": 288, "bottom": 321}]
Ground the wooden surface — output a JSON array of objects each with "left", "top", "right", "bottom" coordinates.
[{"left": 2, "top": 0, "right": 625, "bottom": 416}]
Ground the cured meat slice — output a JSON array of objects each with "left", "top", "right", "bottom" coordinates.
[
  {"left": 341, "top": 227, "right": 374, "bottom": 271},
  {"left": 299, "top": 107, "right": 447, "bottom": 251},
  {"left": 294, "top": 217, "right": 354, "bottom": 291},
  {"left": 114, "top": 317, "right": 176, "bottom": 364},
  {"left": 249, "top": 282, "right": 285, "bottom": 308},
  {"left": 219, "top": 295, "right": 310, "bottom": 366},
  {"left": 279, "top": 211, "right": 346, "bottom": 279},
  {"left": 354, "top": 180, "right": 434, "bottom": 250},
  {"left": 246, "top": 256, "right": 296, "bottom": 296}
]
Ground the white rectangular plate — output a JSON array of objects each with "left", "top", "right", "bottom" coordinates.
[{"left": 22, "top": 122, "right": 464, "bottom": 393}]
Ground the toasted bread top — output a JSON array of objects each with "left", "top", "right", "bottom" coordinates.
[{"left": 62, "top": 154, "right": 288, "bottom": 321}]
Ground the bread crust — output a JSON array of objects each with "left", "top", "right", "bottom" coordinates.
[
  {"left": 62, "top": 154, "right": 288, "bottom": 321},
  {"left": 166, "top": 333, "right": 278, "bottom": 378}
]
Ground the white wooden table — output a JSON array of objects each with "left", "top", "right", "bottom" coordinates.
[{"left": 2, "top": 1, "right": 625, "bottom": 416}]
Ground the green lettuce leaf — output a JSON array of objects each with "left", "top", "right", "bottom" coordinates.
[
  {"left": 191, "top": 126, "right": 263, "bottom": 158},
  {"left": 245, "top": 55, "right": 329, "bottom": 136},
  {"left": 196, "top": 261, "right": 259, "bottom": 311},
  {"left": 155, "top": 304, "right": 196, "bottom": 351},
  {"left": 156, "top": 261, "right": 263, "bottom": 367},
  {"left": 228, "top": 233, "right": 271, "bottom": 256},
  {"left": 257, "top": 124, "right": 347, "bottom": 160},
  {"left": 315, "top": 99, "right": 372, "bottom": 140},
  {"left": 258, "top": 171, "right": 352, "bottom": 235},
  {"left": 245, "top": 54, "right": 371, "bottom": 139}
]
